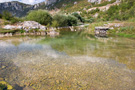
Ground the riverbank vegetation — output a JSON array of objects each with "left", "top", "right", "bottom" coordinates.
[{"left": 26, "top": 10, "right": 79, "bottom": 27}]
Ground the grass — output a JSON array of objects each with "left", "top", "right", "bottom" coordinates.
[
  {"left": 87, "top": 21, "right": 135, "bottom": 38},
  {"left": 115, "top": 33, "right": 135, "bottom": 38},
  {"left": 87, "top": 21, "right": 108, "bottom": 33},
  {"left": 92, "top": 0, "right": 116, "bottom": 7},
  {"left": 0, "top": 28, "right": 20, "bottom": 34}
]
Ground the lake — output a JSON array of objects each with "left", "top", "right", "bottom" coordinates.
[{"left": 0, "top": 30, "right": 135, "bottom": 90}]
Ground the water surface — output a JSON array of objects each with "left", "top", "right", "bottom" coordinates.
[{"left": 0, "top": 31, "right": 135, "bottom": 90}]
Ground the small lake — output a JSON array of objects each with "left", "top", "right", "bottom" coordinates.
[{"left": 0, "top": 30, "right": 135, "bottom": 90}]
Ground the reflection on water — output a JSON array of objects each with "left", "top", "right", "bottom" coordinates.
[{"left": 0, "top": 31, "right": 135, "bottom": 90}]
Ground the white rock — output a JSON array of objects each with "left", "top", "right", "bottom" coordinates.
[{"left": 3, "top": 25, "right": 16, "bottom": 29}]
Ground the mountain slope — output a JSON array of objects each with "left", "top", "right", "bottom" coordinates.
[{"left": 0, "top": 0, "right": 118, "bottom": 17}]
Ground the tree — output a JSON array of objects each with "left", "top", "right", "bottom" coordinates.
[
  {"left": 53, "top": 14, "right": 68, "bottom": 27},
  {"left": 2, "top": 11, "right": 13, "bottom": 20},
  {"left": 26, "top": 10, "right": 52, "bottom": 25},
  {"left": 0, "top": 13, "right": 2, "bottom": 18},
  {"left": 72, "top": 12, "right": 84, "bottom": 22}
]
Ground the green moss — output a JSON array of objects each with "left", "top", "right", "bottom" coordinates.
[
  {"left": 0, "top": 28, "right": 20, "bottom": 34},
  {"left": 0, "top": 83, "right": 7, "bottom": 90},
  {"left": 0, "top": 81, "right": 13, "bottom": 90}
]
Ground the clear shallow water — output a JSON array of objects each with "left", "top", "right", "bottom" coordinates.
[{"left": 0, "top": 31, "right": 135, "bottom": 90}]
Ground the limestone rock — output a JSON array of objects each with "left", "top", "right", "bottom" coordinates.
[{"left": 3, "top": 21, "right": 47, "bottom": 31}]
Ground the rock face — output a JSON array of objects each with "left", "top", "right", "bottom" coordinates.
[
  {"left": 44, "top": 0, "right": 57, "bottom": 5},
  {"left": 88, "top": 0, "right": 102, "bottom": 4},
  {"left": 88, "top": 0, "right": 112, "bottom": 4},
  {"left": 88, "top": 0, "right": 120, "bottom": 4},
  {"left": 0, "top": 1, "right": 32, "bottom": 17}
]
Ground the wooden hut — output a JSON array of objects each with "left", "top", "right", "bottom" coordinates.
[{"left": 95, "top": 27, "right": 109, "bottom": 37}]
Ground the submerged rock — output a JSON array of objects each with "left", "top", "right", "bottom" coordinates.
[
  {"left": 0, "top": 81, "right": 13, "bottom": 90},
  {"left": 23, "top": 87, "right": 34, "bottom": 90}
]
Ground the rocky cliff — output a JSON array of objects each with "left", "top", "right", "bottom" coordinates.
[{"left": 0, "top": 1, "right": 32, "bottom": 17}]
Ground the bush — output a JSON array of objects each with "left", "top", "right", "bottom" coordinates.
[
  {"left": 52, "top": 14, "right": 78, "bottom": 27},
  {"left": 67, "top": 15, "right": 78, "bottom": 26},
  {"left": 2, "top": 11, "right": 13, "bottom": 20},
  {"left": 85, "top": 18, "right": 95, "bottom": 23},
  {"left": 0, "top": 13, "right": 2, "bottom": 18},
  {"left": 72, "top": 12, "right": 84, "bottom": 22},
  {"left": 10, "top": 17, "right": 21, "bottom": 24},
  {"left": 51, "top": 20, "right": 59, "bottom": 27},
  {"left": 26, "top": 10, "right": 52, "bottom": 25},
  {"left": 53, "top": 14, "right": 68, "bottom": 27}
]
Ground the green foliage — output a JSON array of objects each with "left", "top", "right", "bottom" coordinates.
[
  {"left": 53, "top": 14, "right": 68, "bottom": 27},
  {"left": 119, "top": 26, "right": 135, "bottom": 34},
  {"left": 26, "top": 10, "right": 52, "bottom": 25},
  {"left": 20, "top": 29, "right": 25, "bottom": 33},
  {"left": 88, "top": 8, "right": 100, "bottom": 14},
  {"left": 10, "top": 17, "right": 22, "bottom": 24},
  {"left": 52, "top": 14, "right": 77, "bottom": 27},
  {"left": 93, "top": 0, "right": 116, "bottom": 7},
  {"left": 51, "top": 20, "right": 59, "bottom": 27},
  {"left": 4, "top": 22, "right": 10, "bottom": 25},
  {"left": 67, "top": 15, "right": 78, "bottom": 26},
  {"left": 0, "top": 11, "right": 21, "bottom": 24},
  {"left": 0, "top": 83, "right": 7, "bottom": 90},
  {"left": 2, "top": 11, "right": 13, "bottom": 20},
  {"left": 100, "top": 0, "right": 135, "bottom": 21},
  {"left": 85, "top": 18, "right": 95, "bottom": 23},
  {"left": 0, "top": 13, "right": 2, "bottom": 18},
  {"left": 72, "top": 12, "right": 84, "bottom": 22}
]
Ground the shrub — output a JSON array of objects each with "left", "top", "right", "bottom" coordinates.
[
  {"left": 52, "top": 14, "right": 78, "bottom": 27},
  {"left": 51, "top": 20, "right": 59, "bottom": 27},
  {"left": 2, "top": 11, "right": 13, "bottom": 20},
  {"left": 53, "top": 14, "right": 68, "bottom": 27},
  {"left": 85, "top": 18, "right": 95, "bottom": 23},
  {"left": 0, "top": 13, "right": 2, "bottom": 18},
  {"left": 26, "top": 10, "right": 52, "bottom": 25},
  {"left": 10, "top": 17, "right": 21, "bottom": 24},
  {"left": 72, "top": 12, "right": 84, "bottom": 22},
  {"left": 67, "top": 15, "right": 78, "bottom": 26}
]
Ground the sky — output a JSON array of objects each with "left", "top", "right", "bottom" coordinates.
[{"left": 0, "top": 0, "right": 45, "bottom": 5}]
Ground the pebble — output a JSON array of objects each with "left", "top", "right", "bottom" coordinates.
[{"left": 2, "top": 66, "right": 6, "bottom": 69}]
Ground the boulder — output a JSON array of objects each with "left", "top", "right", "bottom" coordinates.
[
  {"left": 3, "top": 21, "right": 47, "bottom": 31},
  {"left": 22, "top": 21, "right": 47, "bottom": 31},
  {"left": 3, "top": 25, "right": 16, "bottom": 29}
]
